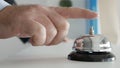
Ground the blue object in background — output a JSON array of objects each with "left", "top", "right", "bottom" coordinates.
[{"left": 86, "top": 0, "right": 100, "bottom": 34}]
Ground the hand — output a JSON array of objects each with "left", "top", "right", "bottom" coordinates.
[{"left": 0, "top": 5, "right": 97, "bottom": 46}]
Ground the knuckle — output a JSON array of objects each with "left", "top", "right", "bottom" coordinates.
[
  {"left": 21, "top": 5, "right": 40, "bottom": 14},
  {"left": 24, "top": 7, "right": 35, "bottom": 13},
  {"left": 31, "top": 24, "right": 46, "bottom": 46},
  {"left": 47, "top": 27, "right": 57, "bottom": 40},
  {"left": 30, "top": 5, "right": 41, "bottom": 9},
  {"left": 30, "top": 36, "right": 45, "bottom": 46},
  {"left": 60, "top": 22, "right": 70, "bottom": 31},
  {"left": 45, "top": 28, "right": 57, "bottom": 45},
  {"left": 53, "top": 29, "right": 57, "bottom": 36},
  {"left": 37, "top": 24, "right": 46, "bottom": 37},
  {"left": 50, "top": 27, "right": 57, "bottom": 36}
]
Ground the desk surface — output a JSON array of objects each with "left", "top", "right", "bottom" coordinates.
[{"left": 0, "top": 41, "right": 120, "bottom": 68}]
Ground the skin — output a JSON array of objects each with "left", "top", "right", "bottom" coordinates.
[{"left": 0, "top": 5, "right": 97, "bottom": 46}]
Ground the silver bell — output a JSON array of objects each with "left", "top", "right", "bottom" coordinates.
[
  {"left": 73, "top": 27, "right": 111, "bottom": 52},
  {"left": 73, "top": 34, "right": 111, "bottom": 53},
  {"left": 68, "top": 27, "right": 115, "bottom": 62}
]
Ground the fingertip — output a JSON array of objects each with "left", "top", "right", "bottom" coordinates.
[{"left": 86, "top": 11, "right": 98, "bottom": 19}]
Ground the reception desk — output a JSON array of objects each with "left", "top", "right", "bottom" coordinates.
[{"left": 0, "top": 41, "right": 119, "bottom": 68}]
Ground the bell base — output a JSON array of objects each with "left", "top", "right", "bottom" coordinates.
[{"left": 68, "top": 51, "right": 115, "bottom": 62}]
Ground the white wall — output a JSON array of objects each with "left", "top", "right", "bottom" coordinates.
[
  {"left": 99, "top": 0, "right": 120, "bottom": 44},
  {"left": 15, "top": 0, "right": 120, "bottom": 44}
]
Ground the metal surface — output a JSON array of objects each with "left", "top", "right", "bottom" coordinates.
[
  {"left": 68, "top": 27, "right": 115, "bottom": 62},
  {"left": 73, "top": 27, "right": 111, "bottom": 52}
]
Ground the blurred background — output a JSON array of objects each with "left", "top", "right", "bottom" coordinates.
[
  {"left": 15, "top": 0, "right": 120, "bottom": 44},
  {"left": 0, "top": 0, "right": 120, "bottom": 60}
]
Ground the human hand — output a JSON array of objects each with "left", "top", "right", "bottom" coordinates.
[{"left": 0, "top": 5, "right": 97, "bottom": 46}]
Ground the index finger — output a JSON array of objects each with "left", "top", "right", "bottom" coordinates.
[{"left": 50, "top": 7, "right": 97, "bottom": 19}]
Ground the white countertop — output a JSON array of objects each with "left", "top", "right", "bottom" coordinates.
[{"left": 0, "top": 41, "right": 120, "bottom": 68}]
